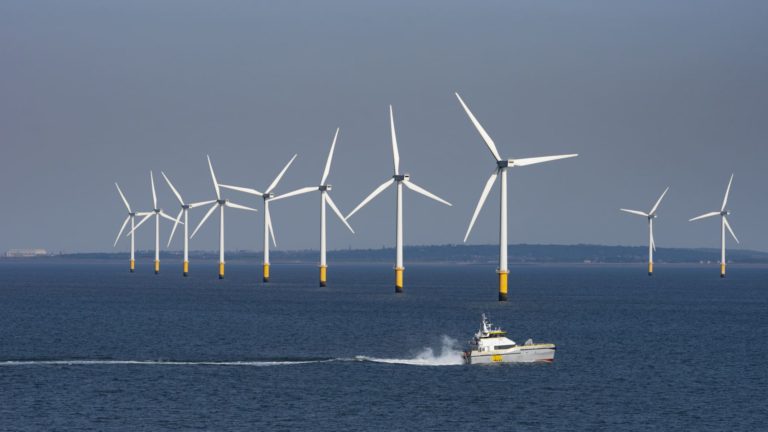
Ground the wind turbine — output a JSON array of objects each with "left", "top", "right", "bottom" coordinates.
[
  {"left": 620, "top": 187, "right": 669, "bottom": 276},
  {"left": 217, "top": 154, "right": 299, "bottom": 283},
  {"left": 455, "top": 92, "right": 578, "bottom": 301},
  {"left": 128, "top": 172, "right": 182, "bottom": 274},
  {"left": 689, "top": 174, "right": 739, "bottom": 278},
  {"left": 346, "top": 107, "right": 451, "bottom": 293},
  {"left": 161, "top": 172, "right": 216, "bottom": 277},
  {"left": 269, "top": 129, "right": 355, "bottom": 286},
  {"left": 113, "top": 183, "right": 151, "bottom": 272},
  {"left": 191, "top": 155, "right": 258, "bottom": 279}
]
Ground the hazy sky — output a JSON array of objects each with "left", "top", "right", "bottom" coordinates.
[{"left": 2, "top": 0, "right": 767, "bottom": 253}]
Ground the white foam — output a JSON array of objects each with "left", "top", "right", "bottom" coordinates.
[{"left": 355, "top": 335, "right": 465, "bottom": 366}]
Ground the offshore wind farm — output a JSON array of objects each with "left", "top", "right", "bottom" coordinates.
[{"left": 2, "top": 1, "right": 768, "bottom": 431}]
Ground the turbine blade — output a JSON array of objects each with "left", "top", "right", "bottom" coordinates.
[
  {"left": 267, "top": 154, "right": 298, "bottom": 193},
  {"left": 167, "top": 208, "right": 183, "bottom": 247},
  {"left": 265, "top": 204, "right": 277, "bottom": 247},
  {"left": 689, "top": 211, "right": 720, "bottom": 222},
  {"left": 724, "top": 217, "right": 739, "bottom": 244},
  {"left": 189, "top": 199, "right": 217, "bottom": 209},
  {"left": 225, "top": 202, "right": 258, "bottom": 212},
  {"left": 345, "top": 178, "right": 395, "bottom": 220},
  {"left": 321, "top": 129, "right": 339, "bottom": 185},
  {"left": 150, "top": 171, "right": 158, "bottom": 209},
  {"left": 402, "top": 180, "right": 452, "bottom": 206},
  {"left": 115, "top": 183, "right": 131, "bottom": 212},
  {"left": 511, "top": 154, "right": 578, "bottom": 167},
  {"left": 191, "top": 203, "right": 218, "bottom": 238},
  {"left": 455, "top": 93, "right": 502, "bottom": 162},
  {"left": 269, "top": 186, "right": 318, "bottom": 202},
  {"left": 114, "top": 216, "right": 130, "bottom": 247},
  {"left": 389, "top": 106, "right": 400, "bottom": 174},
  {"left": 722, "top": 173, "right": 734, "bottom": 211},
  {"left": 620, "top": 209, "right": 649, "bottom": 217},
  {"left": 127, "top": 212, "right": 153, "bottom": 236},
  {"left": 464, "top": 170, "right": 498, "bottom": 242},
  {"left": 220, "top": 184, "right": 263, "bottom": 196},
  {"left": 207, "top": 155, "right": 220, "bottom": 199},
  {"left": 161, "top": 172, "right": 184, "bottom": 205},
  {"left": 159, "top": 211, "right": 180, "bottom": 223},
  {"left": 325, "top": 194, "right": 355, "bottom": 233},
  {"left": 649, "top": 186, "right": 669, "bottom": 215}
]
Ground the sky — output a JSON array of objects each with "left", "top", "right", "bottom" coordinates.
[{"left": 1, "top": 0, "right": 767, "bottom": 253}]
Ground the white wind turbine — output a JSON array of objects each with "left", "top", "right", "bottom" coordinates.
[
  {"left": 161, "top": 172, "right": 216, "bottom": 277},
  {"left": 620, "top": 187, "right": 669, "bottom": 276},
  {"left": 346, "top": 107, "right": 452, "bottom": 293},
  {"left": 689, "top": 174, "right": 739, "bottom": 278},
  {"left": 128, "top": 171, "right": 182, "bottom": 274},
  {"left": 269, "top": 129, "right": 355, "bottom": 287},
  {"left": 217, "top": 154, "right": 299, "bottom": 283},
  {"left": 113, "top": 183, "right": 152, "bottom": 273},
  {"left": 455, "top": 92, "right": 578, "bottom": 301},
  {"left": 190, "top": 155, "right": 258, "bottom": 279}
]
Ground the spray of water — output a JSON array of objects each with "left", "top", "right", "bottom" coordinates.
[{"left": 354, "top": 335, "right": 465, "bottom": 366}]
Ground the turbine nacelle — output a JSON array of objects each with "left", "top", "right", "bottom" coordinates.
[
  {"left": 319, "top": 185, "right": 332, "bottom": 191},
  {"left": 217, "top": 199, "right": 226, "bottom": 205},
  {"left": 263, "top": 192, "right": 275, "bottom": 199},
  {"left": 393, "top": 174, "right": 410, "bottom": 182}
]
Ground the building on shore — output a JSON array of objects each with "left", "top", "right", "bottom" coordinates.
[{"left": 4, "top": 249, "right": 48, "bottom": 258}]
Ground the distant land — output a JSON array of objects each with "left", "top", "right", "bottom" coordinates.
[{"left": 7, "top": 244, "right": 768, "bottom": 264}]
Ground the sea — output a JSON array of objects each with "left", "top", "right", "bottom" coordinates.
[{"left": 1, "top": 260, "right": 766, "bottom": 431}]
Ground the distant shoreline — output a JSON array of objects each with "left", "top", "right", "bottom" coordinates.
[{"left": 5, "top": 244, "right": 768, "bottom": 264}]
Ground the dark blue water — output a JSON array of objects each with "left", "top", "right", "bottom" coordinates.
[{"left": 1, "top": 260, "right": 766, "bottom": 431}]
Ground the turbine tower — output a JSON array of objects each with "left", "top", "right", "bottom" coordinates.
[
  {"left": 269, "top": 129, "right": 355, "bottom": 287},
  {"left": 113, "top": 183, "right": 151, "bottom": 272},
  {"left": 129, "top": 172, "right": 182, "bottom": 274},
  {"left": 161, "top": 172, "right": 216, "bottom": 276},
  {"left": 191, "top": 156, "right": 258, "bottom": 279},
  {"left": 455, "top": 92, "right": 578, "bottom": 301},
  {"left": 620, "top": 187, "right": 669, "bottom": 276},
  {"left": 218, "top": 154, "right": 299, "bottom": 283},
  {"left": 346, "top": 107, "right": 451, "bottom": 293},
  {"left": 690, "top": 174, "right": 739, "bottom": 278}
]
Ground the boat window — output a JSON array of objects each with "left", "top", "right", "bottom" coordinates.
[{"left": 494, "top": 345, "right": 515, "bottom": 350}]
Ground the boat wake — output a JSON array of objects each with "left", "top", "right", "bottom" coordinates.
[
  {"left": 352, "top": 335, "right": 464, "bottom": 366},
  {"left": 0, "top": 358, "right": 333, "bottom": 367},
  {"left": 0, "top": 336, "right": 466, "bottom": 368}
]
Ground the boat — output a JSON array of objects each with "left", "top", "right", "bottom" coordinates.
[{"left": 463, "top": 314, "right": 556, "bottom": 364}]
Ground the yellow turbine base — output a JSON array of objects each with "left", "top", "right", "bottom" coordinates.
[
  {"left": 183, "top": 261, "right": 189, "bottom": 276},
  {"left": 219, "top": 262, "right": 225, "bottom": 279},
  {"left": 319, "top": 265, "right": 327, "bottom": 287},
  {"left": 263, "top": 263, "right": 270, "bottom": 282},
  {"left": 154, "top": 260, "right": 159, "bottom": 274},
  {"left": 130, "top": 259, "right": 135, "bottom": 272},
  {"left": 721, "top": 263, "right": 726, "bottom": 278},
  {"left": 648, "top": 262, "right": 653, "bottom": 276},
  {"left": 395, "top": 267, "right": 404, "bottom": 293},
  {"left": 498, "top": 270, "right": 509, "bottom": 302}
]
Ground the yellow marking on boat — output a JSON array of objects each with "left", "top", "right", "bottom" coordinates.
[{"left": 491, "top": 355, "right": 503, "bottom": 362}]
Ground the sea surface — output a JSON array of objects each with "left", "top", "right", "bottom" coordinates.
[{"left": 0, "top": 260, "right": 766, "bottom": 431}]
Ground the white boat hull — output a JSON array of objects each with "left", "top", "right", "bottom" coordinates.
[{"left": 465, "top": 344, "right": 555, "bottom": 364}]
